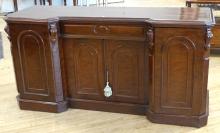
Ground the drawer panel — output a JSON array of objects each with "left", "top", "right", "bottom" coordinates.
[{"left": 61, "top": 24, "right": 145, "bottom": 38}]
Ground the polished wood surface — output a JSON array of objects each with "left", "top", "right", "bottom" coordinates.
[
  {"left": 6, "top": 6, "right": 213, "bottom": 24},
  {"left": 63, "top": 38, "right": 105, "bottom": 101},
  {"left": 148, "top": 27, "right": 211, "bottom": 127},
  {"left": 186, "top": 0, "right": 220, "bottom": 50},
  {"left": 5, "top": 6, "right": 214, "bottom": 127},
  {"left": 106, "top": 40, "right": 146, "bottom": 104},
  {"left": 1, "top": 23, "right": 220, "bottom": 132}
]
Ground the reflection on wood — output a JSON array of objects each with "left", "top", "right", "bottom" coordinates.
[{"left": 180, "top": 8, "right": 199, "bottom": 20}]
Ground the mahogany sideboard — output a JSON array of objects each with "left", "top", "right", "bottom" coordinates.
[{"left": 5, "top": 6, "right": 214, "bottom": 127}]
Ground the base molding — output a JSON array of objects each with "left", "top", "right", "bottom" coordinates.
[
  {"left": 68, "top": 98, "right": 147, "bottom": 115},
  {"left": 16, "top": 96, "right": 209, "bottom": 127},
  {"left": 17, "top": 96, "right": 68, "bottom": 113},
  {"left": 147, "top": 110, "right": 208, "bottom": 128}
]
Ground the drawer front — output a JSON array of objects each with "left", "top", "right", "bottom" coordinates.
[
  {"left": 211, "top": 25, "right": 220, "bottom": 48},
  {"left": 61, "top": 24, "right": 145, "bottom": 39}
]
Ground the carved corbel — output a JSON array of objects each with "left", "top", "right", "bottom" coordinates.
[
  {"left": 49, "top": 23, "right": 58, "bottom": 44},
  {"left": 49, "top": 22, "right": 60, "bottom": 53},
  {"left": 147, "top": 27, "right": 154, "bottom": 55},
  {"left": 205, "top": 27, "right": 213, "bottom": 50}
]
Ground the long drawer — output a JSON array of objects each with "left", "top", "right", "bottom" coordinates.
[{"left": 60, "top": 24, "right": 146, "bottom": 40}]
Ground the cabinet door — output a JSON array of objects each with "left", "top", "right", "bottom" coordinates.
[
  {"left": 63, "top": 38, "right": 105, "bottom": 100},
  {"left": 151, "top": 28, "right": 208, "bottom": 116},
  {"left": 106, "top": 40, "right": 147, "bottom": 104}
]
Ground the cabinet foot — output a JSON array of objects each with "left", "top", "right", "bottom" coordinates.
[
  {"left": 17, "top": 96, "right": 68, "bottom": 113},
  {"left": 147, "top": 110, "right": 208, "bottom": 128}
]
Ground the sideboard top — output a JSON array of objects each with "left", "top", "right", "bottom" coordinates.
[{"left": 6, "top": 6, "right": 214, "bottom": 25}]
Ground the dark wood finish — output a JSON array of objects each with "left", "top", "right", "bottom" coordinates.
[
  {"left": 5, "top": 20, "right": 68, "bottom": 112},
  {"left": 63, "top": 38, "right": 105, "bottom": 101},
  {"left": 6, "top": 6, "right": 213, "bottom": 24},
  {"left": 147, "top": 27, "right": 211, "bottom": 127},
  {"left": 186, "top": 0, "right": 220, "bottom": 51},
  {"left": 17, "top": 96, "right": 68, "bottom": 113},
  {"left": 49, "top": 0, "right": 52, "bottom": 5},
  {"left": 5, "top": 6, "right": 214, "bottom": 127},
  {"left": 106, "top": 40, "right": 147, "bottom": 104},
  {"left": 61, "top": 24, "right": 145, "bottom": 38},
  {"left": 64, "top": 0, "right": 67, "bottom": 6},
  {"left": 69, "top": 98, "right": 147, "bottom": 115},
  {"left": 73, "top": 0, "right": 77, "bottom": 6},
  {"left": 211, "top": 24, "right": 220, "bottom": 51}
]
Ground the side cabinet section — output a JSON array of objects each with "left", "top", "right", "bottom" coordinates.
[
  {"left": 6, "top": 21, "right": 67, "bottom": 112},
  {"left": 148, "top": 27, "right": 210, "bottom": 127}
]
